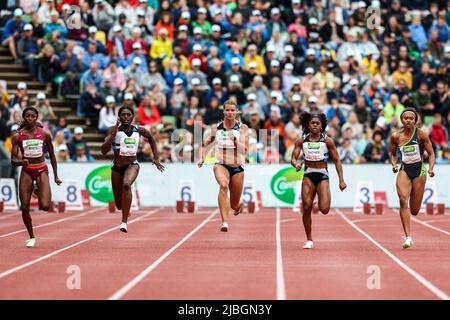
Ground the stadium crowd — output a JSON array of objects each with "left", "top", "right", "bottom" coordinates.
[{"left": 0, "top": 0, "right": 450, "bottom": 164}]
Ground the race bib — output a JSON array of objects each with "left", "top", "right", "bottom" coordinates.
[
  {"left": 22, "top": 139, "right": 43, "bottom": 158},
  {"left": 401, "top": 145, "right": 421, "bottom": 164},
  {"left": 119, "top": 137, "right": 138, "bottom": 156},
  {"left": 217, "top": 130, "right": 235, "bottom": 149},
  {"left": 304, "top": 142, "right": 323, "bottom": 161}
]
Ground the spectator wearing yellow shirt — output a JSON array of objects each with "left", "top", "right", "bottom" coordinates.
[
  {"left": 361, "top": 51, "right": 378, "bottom": 76},
  {"left": 314, "top": 62, "right": 335, "bottom": 90},
  {"left": 244, "top": 44, "right": 266, "bottom": 75},
  {"left": 150, "top": 28, "right": 173, "bottom": 60},
  {"left": 392, "top": 61, "right": 413, "bottom": 90},
  {"left": 162, "top": 46, "right": 190, "bottom": 73},
  {"left": 381, "top": 94, "right": 405, "bottom": 124}
]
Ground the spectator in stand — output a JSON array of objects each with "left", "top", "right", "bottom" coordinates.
[
  {"left": 2, "top": 8, "right": 25, "bottom": 63},
  {"left": 137, "top": 95, "right": 161, "bottom": 128},
  {"left": 79, "top": 82, "right": 104, "bottom": 126},
  {"left": 361, "top": 130, "right": 389, "bottom": 163},
  {"left": 430, "top": 113, "right": 449, "bottom": 152},
  {"left": 98, "top": 95, "right": 118, "bottom": 133},
  {"left": 338, "top": 138, "right": 359, "bottom": 164},
  {"left": 56, "top": 144, "right": 71, "bottom": 162},
  {"left": 68, "top": 127, "right": 93, "bottom": 162}
]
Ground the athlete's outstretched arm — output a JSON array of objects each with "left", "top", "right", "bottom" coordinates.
[
  {"left": 290, "top": 137, "right": 304, "bottom": 171},
  {"left": 10, "top": 134, "right": 28, "bottom": 167},
  {"left": 389, "top": 133, "right": 399, "bottom": 173},
  {"left": 45, "top": 131, "right": 62, "bottom": 185},
  {"left": 139, "top": 127, "right": 165, "bottom": 172},
  {"left": 198, "top": 127, "right": 217, "bottom": 168},
  {"left": 419, "top": 129, "right": 435, "bottom": 177},
  {"left": 101, "top": 119, "right": 120, "bottom": 155},
  {"left": 326, "top": 138, "right": 347, "bottom": 191}
]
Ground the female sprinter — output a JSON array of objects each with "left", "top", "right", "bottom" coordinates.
[
  {"left": 11, "top": 107, "right": 62, "bottom": 248},
  {"left": 198, "top": 99, "right": 249, "bottom": 232},
  {"left": 390, "top": 107, "right": 435, "bottom": 248},
  {"left": 290, "top": 112, "right": 347, "bottom": 249},
  {"left": 101, "top": 106, "right": 165, "bottom": 233}
]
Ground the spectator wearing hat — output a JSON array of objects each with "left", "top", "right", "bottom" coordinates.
[
  {"left": 83, "top": 26, "right": 107, "bottom": 55},
  {"left": 224, "top": 41, "right": 244, "bottom": 72},
  {"left": 186, "top": 59, "right": 209, "bottom": 90},
  {"left": 173, "top": 25, "right": 190, "bottom": 57},
  {"left": 127, "top": 42, "right": 148, "bottom": 73},
  {"left": 192, "top": 7, "right": 212, "bottom": 36},
  {"left": 107, "top": 25, "right": 126, "bottom": 58},
  {"left": 242, "top": 93, "right": 265, "bottom": 122},
  {"left": 17, "top": 24, "right": 42, "bottom": 80},
  {"left": 208, "top": 24, "right": 228, "bottom": 57},
  {"left": 207, "top": 58, "right": 227, "bottom": 87},
  {"left": 98, "top": 95, "right": 118, "bottom": 133},
  {"left": 244, "top": 44, "right": 266, "bottom": 75},
  {"left": 228, "top": 75, "right": 246, "bottom": 106},
  {"left": 1, "top": 8, "right": 25, "bottom": 62},
  {"left": 125, "top": 27, "right": 149, "bottom": 56},
  {"left": 44, "top": 10, "right": 68, "bottom": 39},
  {"left": 124, "top": 57, "right": 147, "bottom": 92},
  {"left": 150, "top": 28, "right": 173, "bottom": 61},
  {"left": 34, "top": 92, "right": 56, "bottom": 126},
  {"left": 93, "top": 0, "right": 115, "bottom": 32},
  {"left": 56, "top": 144, "right": 70, "bottom": 162},
  {"left": 68, "top": 126, "right": 93, "bottom": 161},
  {"left": 168, "top": 77, "right": 188, "bottom": 117},
  {"left": 206, "top": 77, "right": 228, "bottom": 105},
  {"left": 263, "top": 60, "right": 282, "bottom": 88},
  {"left": 264, "top": 7, "right": 287, "bottom": 41}
]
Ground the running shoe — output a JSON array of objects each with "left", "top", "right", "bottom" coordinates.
[
  {"left": 26, "top": 238, "right": 36, "bottom": 248},
  {"left": 119, "top": 222, "right": 128, "bottom": 233},
  {"left": 403, "top": 236, "right": 413, "bottom": 249},
  {"left": 220, "top": 222, "right": 229, "bottom": 232},
  {"left": 303, "top": 240, "right": 314, "bottom": 249},
  {"left": 233, "top": 201, "right": 243, "bottom": 216}
]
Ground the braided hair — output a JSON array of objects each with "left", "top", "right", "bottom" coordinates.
[{"left": 300, "top": 112, "right": 327, "bottom": 135}]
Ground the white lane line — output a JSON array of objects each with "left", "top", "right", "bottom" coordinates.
[
  {"left": 108, "top": 209, "right": 219, "bottom": 300},
  {"left": 276, "top": 207, "right": 287, "bottom": 300},
  {"left": 0, "top": 207, "right": 163, "bottom": 280},
  {"left": 411, "top": 217, "right": 450, "bottom": 236},
  {"left": 0, "top": 207, "right": 104, "bottom": 238},
  {"left": 391, "top": 209, "right": 450, "bottom": 237},
  {"left": 336, "top": 208, "right": 449, "bottom": 300}
]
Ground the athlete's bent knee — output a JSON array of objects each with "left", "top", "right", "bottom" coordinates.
[
  {"left": 399, "top": 197, "right": 408, "bottom": 208},
  {"left": 219, "top": 183, "right": 228, "bottom": 192},
  {"left": 40, "top": 204, "right": 50, "bottom": 211},
  {"left": 410, "top": 207, "right": 420, "bottom": 216},
  {"left": 302, "top": 204, "right": 312, "bottom": 214},
  {"left": 320, "top": 207, "right": 330, "bottom": 215},
  {"left": 122, "top": 182, "right": 131, "bottom": 192}
]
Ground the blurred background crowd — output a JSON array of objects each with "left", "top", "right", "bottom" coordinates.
[{"left": 0, "top": 0, "right": 449, "bottom": 164}]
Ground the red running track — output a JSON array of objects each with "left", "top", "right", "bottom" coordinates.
[{"left": 0, "top": 207, "right": 449, "bottom": 300}]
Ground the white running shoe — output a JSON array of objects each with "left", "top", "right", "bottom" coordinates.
[
  {"left": 26, "top": 238, "right": 36, "bottom": 248},
  {"left": 403, "top": 236, "right": 413, "bottom": 249},
  {"left": 303, "top": 240, "right": 314, "bottom": 249},
  {"left": 220, "top": 222, "right": 229, "bottom": 232},
  {"left": 119, "top": 222, "right": 128, "bottom": 233}
]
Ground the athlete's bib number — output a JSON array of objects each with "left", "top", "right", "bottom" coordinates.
[
  {"left": 23, "top": 139, "right": 43, "bottom": 158},
  {"left": 119, "top": 137, "right": 138, "bottom": 156},
  {"left": 217, "top": 131, "right": 235, "bottom": 149}
]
